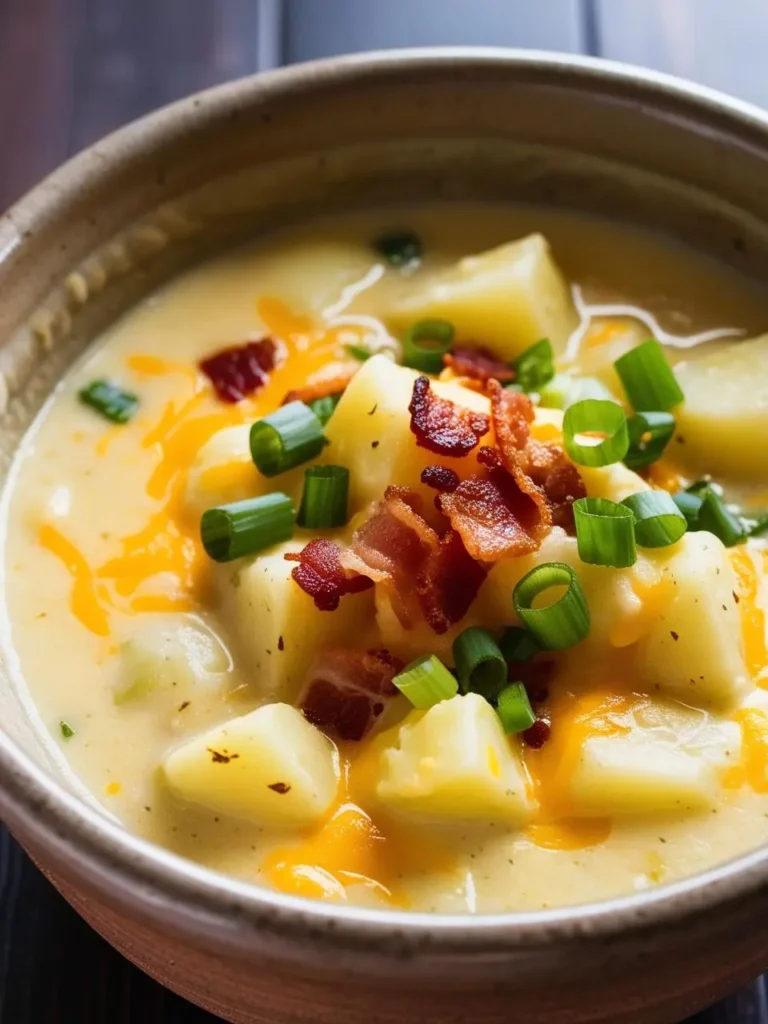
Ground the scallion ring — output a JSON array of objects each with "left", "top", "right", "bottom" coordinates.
[
  {"left": 513, "top": 338, "right": 555, "bottom": 393},
  {"left": 672, "top": 489, "right": 704, "bottom": 530},
  {"left": 495, "top": 683, "right": 536, "bottom": 735},
  {"left": 308, "top": 393, "right": 342, "bottom": 426},
  {"left": 79, "top": 379, "right": 139, "bottom": 424},
  {"left": 201, "top": 493, "right": 295, "bottom": 562},
  {"left": 697, "top": 488, "right": 747, "bottom": 548},
  {"left": 452, "top": 627, "right": 508, "bottom": 700},
  {"left": 620, "top": 490, "right": 687, "bottom": 548},
  {"left": 563, "top": 399, "right": 629, "bottom": 467},
  {"left": 402, "top": 319, "right": 455, "bottom": 374},
  {"left": 392, "top": 654, "right": 458, "bottom": 709},
  {"left": 614, "top": 339, "right": 684, "bottom": 411},
  {"left": 624, "top": 411, "right": 676, "bottom": 470},
  {"left": 297, "top": 466, "right": 349, "bottom": 529},
  {"left": 513, "top": 562, "right": 590, "bottom": 650},
  {"left": 573, "top": 497, "right": 637, "bottom": 568},
  {"left": 250, "top": 401, "right": 326, "bottom": 477},
  {"left": 499, "top": 626, "right": 540, "bottom": 664}
]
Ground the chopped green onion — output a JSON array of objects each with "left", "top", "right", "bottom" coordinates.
[
  {"left": 538, "top": 374, "right": 618, "bottom": 410},
  {"left": 78, "top": 379, "right": 139, "bottom": 423},
  {"left": 345, "top": 344, "right": 371, "bottom": 362},
  {"left": 495, "top": 683, "right": 536, "bottom": 735},
  {"left": 452, "top": 627, "right": 508, "bottom": 700},
  {"left": 672, "top": 489, "right": 703, "bottom": 529},
  {"left": 513, "top": 339, "right": 555, "bottom": 393},
  {"left": 563, "top": 399, "right": 629, "bottom": 467},
  {"left": 499, "top": 626, "right": 540, "bottom": 664},
  {"left": 686, "top": 478, "right": 716, "bottom": 497},
  {"left": 374, "top": 230, "right": 422, "bottom": 268},
  {"left": 201, "top": 493, "right": 295, "bottom": 562},
  {"left": 614, "top": 340, "right": 684, "bottom": 411},
  {"left": 297, "top": 466, "right": 349, "bottom": 529},
  {"left": 513, "top": 562, "right": 590, "bottom": 650},
  {"left": 620, "top": 491, "right": 687, "bottom": 548},
  {"left": 402, "top": 319, "right": 455, "bottom": 374},
  {"left": 392, "top": 654, "right": 458, "bottom": 709},
  {"left": 624, "top": 411, "right": 676, "bottom": 470},
  {"left": 573, "top": 497, "right": 637, "bottom": 568},
  {"left": 697, "top": 488, "right": 747, "bottom": 547},
  {"left": 308, "top": 393, "right": 342, "bottom": 426},
  {"left": 59, "top": 720, "right": 75, "bottom": 739},
  {"left": 747, "top": 513, "right": 768, "bottom": 538},
  {"left": 250, "top": 401, "right": 326, "bottom": 477}
]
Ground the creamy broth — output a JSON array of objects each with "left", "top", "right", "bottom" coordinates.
[{"left": 5, "top": 202, "right": 768, "bottom": 914}]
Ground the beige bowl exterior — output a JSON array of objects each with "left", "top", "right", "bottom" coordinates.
[{"left": 2, "top": 49, "right": 768, "bottom": 1023}]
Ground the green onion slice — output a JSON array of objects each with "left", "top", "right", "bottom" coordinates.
[
  {"left": 495, "top": 683, "right": 536, "bottom": 735},
  {"left": 747, "top": 513, "right": 768, "bottom": 539},
  {"left": 392, "top": 654, "right": 458, "bottom": 709},
  {"left": 620, "top": 490, "right": 687, "bottom": 548},
  {"left": 499, "top": 626, "right": 540, "bottom": 664},
  {"left": 697, "top": 488, "right": 747, "bottom": 548},
  {"left": 513, "top": 338, "right": 555, "bottom": 393},
  {"left": 452, "top": 627, "right": 508, "bottom": 700},
  {"left": 345, "top": 344, "right": 371, "bottom": 362},
  {"left": 402, "top": 319, "right": 455, "bottom": 374},
  {"left": 78, "top": 380, "right": 139, "bottom": 424},
  {"left": 201, "top": 493, "right": 295, "bottom": 562},
  {"left": 308, "top": 393, "right": 342, "bottom": 426},
  {"left": 573, "top": 497, "right": 637, "bottom": 568},
  {"left": 563, "top": 399, "right": 629, "bottom": 467},
  {"left": 614, "top": 340, "right": 685, "bottom": 412},
  {"left": 250, "top": 401, "right": 326, "bottom": 477},
  {"left": 624, "top": 411, "right": 676, "bottom": 470},
  {"left": 59, "top": 720, "right": 75, "bottom": 739},
  {"left": 513, "top": 562, "right": 590, "bottom": 650},
  {"left": 374, "top": 230, "right": 422, "bottom": 268},
  {"left": 672, "top": 489, "right": 704, "bottom": 530},
  {"left": 297, "top": 466, "right": 349, "bottom": 529}
]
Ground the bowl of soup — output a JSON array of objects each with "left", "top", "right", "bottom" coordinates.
[{"left": 3, "top": 47, "right": 768, "bottom": 1024}]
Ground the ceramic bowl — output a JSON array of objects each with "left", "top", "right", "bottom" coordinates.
[{"left": 2, "top": 49, "right": 768, "bottom": 1024}]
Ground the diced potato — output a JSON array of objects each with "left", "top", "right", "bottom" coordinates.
[
  {"left": 184, "top": 425, "right": 303, "bottom": 521},
  {"left": 635, "top": 532, "right": 748, "bottom": 707},
  {"left": 674, "top": 334, "right": 768, "bottom": 480},
  {"left": 377, "top": 693, "right": 533, "bottom": 824},
  {"left": 386, "top": 235, "right": 578, "bottom": 359},
  {"left": 323, "top": 354, "right": 490, "bottom": 512},
  {"left": 163, "top": 703, "right": 339, "bottom": 826},
  {"left": 217, "top": 540, "right": 375, "bottom": 703},
  {"left": 115, "top": 615, "right": 231, "bottom": 705},
  {"left": 572, "top": 317, "right": 649, "bottom": 393}
]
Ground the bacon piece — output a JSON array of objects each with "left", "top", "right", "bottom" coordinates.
[
  {"left": 408, "top": 376, "right": 489, "bottom": 458},
  {"left": 285, "top": 539, "right": 373, "bottom": 612},
  {"left": 438, "top": 469, "right": 542, "bottom": 562},
  {"left": 489, "top": 383, "right": 535, "bottom": 463},
  {"left": 445, "top": 345, "right": 515, "bottom": 384},
  {"left": 420, "top": 465, "right": 460, "bottom": 493},
  {"left": 477, "top": 445, "right": 503, "bottom": 469},
  {"left": 301, "top": 648, "right": 403, "bottom": 741},
  {"left": 200, "top": 338, "right": 277, "bottom": 403},
  {"left": 416, "top": 529, "right": 487, "bottom": 634},
  {"left": 523, "top": 719, "right": 551, "bottom": 749},
  {"left": 282, "top": 371, "right": 353, "bottom": 406}
]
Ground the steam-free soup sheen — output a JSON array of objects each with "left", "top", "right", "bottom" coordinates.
[{"left": 6, "top": 203, "right": 768, "bottom": 914}]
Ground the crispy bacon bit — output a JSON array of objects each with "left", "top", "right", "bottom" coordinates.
[
  {"left": 282, "top": 371, "right": 353, "bottom": 406},
  {"left": 409, "top": 376, "right": 489, "bottom": 458},
  {"left": 285, "top": 539, "right": 373, "bottom": 612},
  {"left": 301, "top": 648, "right": 403, "bottom": 741},
  {"left": 445, "top": 345, "right": 515, "bottom": 384},
  {"left": 523, "top": 720, "right": 551, "bottom": 749},
  {"left": 477, "top": 446, "right": 504, "bottom": 469},
  {"left": 490, "top": 383, "right": 535, "bottom": 462},
  {"left": 416, "top": 529, "right": 487, "bottom": 634},
  {"left": 438, "top": 469, "right": 542, "bottom": 562},
  {"left": 420, "top": 465, "right": 460, "bottom": 493},
  {"left": 200, "top": 338, "right": 277, "bottom": 403}
]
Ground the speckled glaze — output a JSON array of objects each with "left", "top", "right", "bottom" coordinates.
[{"left": 2, "top": 50, "right": 768, "bottom": 1024}]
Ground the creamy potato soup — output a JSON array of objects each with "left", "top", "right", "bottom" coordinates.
[{"left": 6, "top": 203, "right": 768, "bottom": 914}]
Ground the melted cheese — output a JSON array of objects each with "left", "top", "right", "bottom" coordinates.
[{"left": 730, "top": 547, "right": 768, "bottom": 682}]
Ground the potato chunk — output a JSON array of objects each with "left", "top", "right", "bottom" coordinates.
[
  {"left": 377, "top": 693, "right": 533, "bottom": 824},
  {"left": 386, "top": 235, "right": 578, "bottom": 358},
  {"left": 163, "top": 703, "right": 339, "bottom": 826},
  {"left": 323, "top": 355, "right": 490, "bottom": 512},
  {"left": 674, "top": 334, "right": 768, "bottom": 480},
  {"left": 217, "top": 541, "right": 375, "bottom": 703}
]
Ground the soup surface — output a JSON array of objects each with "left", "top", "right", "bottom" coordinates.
[{"left": 6, "top": 203, "right": 768, "bottom": 914}]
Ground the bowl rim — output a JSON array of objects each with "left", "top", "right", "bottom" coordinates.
[{"left": 3, "top": 45, "right": 768, "bottom": 956}]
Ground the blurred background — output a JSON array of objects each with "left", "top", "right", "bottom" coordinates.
[{"left": 1, "top": 1, "right": 768, "bottom": 1021}]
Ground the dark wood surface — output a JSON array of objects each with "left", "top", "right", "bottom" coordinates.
[{"left": 1, "top": 1, "right": 768, "bottom": 1020}]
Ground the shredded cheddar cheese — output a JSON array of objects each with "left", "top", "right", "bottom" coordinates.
[{"left": 730, "top": 547, "right": 768, "bottom": 682}]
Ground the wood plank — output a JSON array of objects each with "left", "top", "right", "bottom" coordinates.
[
  {"left": 284, "top": 0, "right": 586, "bottom": 63},
  {"left": 594, "top": 0, "right": 768, "bottom": 108}
]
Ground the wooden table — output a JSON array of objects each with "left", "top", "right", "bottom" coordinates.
[{"left": 1, "top": 2, "right": 767, "bottom": 1020}]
